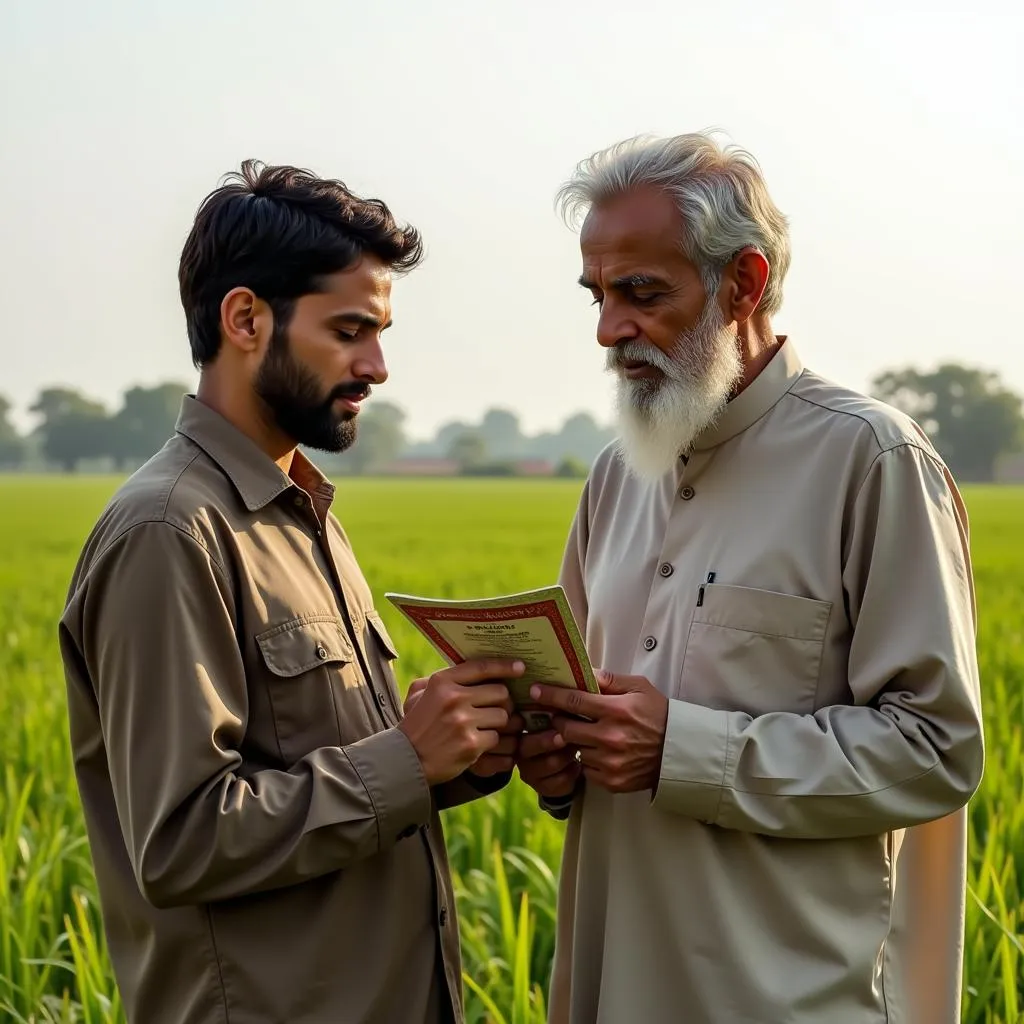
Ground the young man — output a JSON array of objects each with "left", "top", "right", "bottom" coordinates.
[
  {"left": 516, "top": 132, "right": 985, "bottom": 1024},
  {"left": 58, "top": 160, "right": 522, "bottom": 1024}
]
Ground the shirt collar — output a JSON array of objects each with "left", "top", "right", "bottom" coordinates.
[
  {"left": 174, "top": 395, "right": 335, "bottom": 513},
  {"left": 690, "top": 337, "right": 804, "bottom": 452}
]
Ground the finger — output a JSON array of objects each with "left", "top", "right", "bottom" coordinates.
[
  {"left": 498, "top": 712, "right": 526, "bottom": 736},
  {"left": 552, "top": 715, "right": 602, "bottom": 748},
  {"left": 541, "top": 767, "right": 582, "bottom": 796},
  {"left": 577, "top": 747, "right": 608, "bottom": 770},
  {"left": 530, "top": 683, "right": 606, "bottom": 720},
  {"left": 442, "top": 659, "right": 525, "bottom": 685},
  {"left": 471, "top": 707, "right": 512, "bottom": 732},
  {"left": 594, "top": 669, "right": 644, "bottom": 695},
  {"left": 535, "top": 751, "right": 580, "bottom": 778},
  {"left": 464, "top": 683, "right": 516, "bottom": 708},
  {"left": 518, "top": 729, "right": 566, "bottom": 759},
  {"left": 477, "top": 729, "right": 500, "bottom": 753},
  {"left": 519, "top": 748, "right": 578, "bottom": 781},
  {"left": 407, "top": 677, "right": 429, "bottom": 697},
  {"left": 489, "top": 735, "right": 519, "bottom": 757}
]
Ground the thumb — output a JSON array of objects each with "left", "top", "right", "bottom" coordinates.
[{"left": 596, "top": 669, "right": 640, "bottom": 694}]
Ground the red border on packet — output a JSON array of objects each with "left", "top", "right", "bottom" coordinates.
[{"left": 392, "top": 599, "right": 591, "bottom": 692}]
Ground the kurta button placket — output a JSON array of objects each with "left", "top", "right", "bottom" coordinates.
[
  {"left": 643, "top": 636, "right": 657, "bottom": 652},
  {"left": 680, "top": 485, "right": 695, "bottom": 500}
]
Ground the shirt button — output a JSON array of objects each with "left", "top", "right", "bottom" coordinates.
[
  {"left": 375, "top": 690, "right": 387, "bottom": 707},
  {"left": 315, "top": 645, "right": 328, "bottom": 660},
  {"left": 659, "top": 562, "right": 674, "bottom": 577},
  {"left": 643, "top": 636, "right": 657, "bottom": 651},
  {"left": 293, "top": 494, "right": 305, "bottom": 507},
  {"left": 680, "top": 485, "right": 695, "bottom": 500}
]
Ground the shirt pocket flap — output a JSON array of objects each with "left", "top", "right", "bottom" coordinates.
[
  {"left": 696, "top": 584, "right": 832, "bottom": 643},
  {"left": 366, "top": 610, "right": 400, "bottom": 660},
  {"left": 256, "top": 615, "right": 354, "bottom": 677}
]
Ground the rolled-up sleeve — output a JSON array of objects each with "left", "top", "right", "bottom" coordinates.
[
  {"left": 653, "top": 443, "right": 985, "bottom": 838},
  {"left": 70, "top": 520, "right": 433, "bottom": 908}
]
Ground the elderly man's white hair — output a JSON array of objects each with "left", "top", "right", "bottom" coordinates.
[{"left": 555, "top": 131, "right": 791, "bottom": 316}]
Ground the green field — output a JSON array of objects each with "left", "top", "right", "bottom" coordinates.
[{"left": 0, "top": 476, "right": 1021, "bottom": 1023}]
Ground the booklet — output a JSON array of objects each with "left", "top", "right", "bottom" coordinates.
[{"left": 384, "top": 585, "right": 598, "bottom": 731}]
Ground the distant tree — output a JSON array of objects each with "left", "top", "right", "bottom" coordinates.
[
  {"left": 555, "top": 455, "right": 589, "bottom": 478},
  {"left": 557, "top": 412, "right": 615, "bottom": 462},
  {"left": 479, "top": 408, "right": 524, "bottom": 459},
  {"left": 344, "top": 400, "right": 407, "bottom": 474},
  {"left": 30, "top": 387, "right": 110, "bottom": 472},
  {"left": 29, "top": 387, "right": 96, "bottom": 424},
  {"left": 433, "top": 421, "right": 472, "bottom": 457},
  {"left": 524, "top": 429, "right": 560, "bottom": 460},
  {"left": 448, "top": 430, "right": 487, "bottom": 470},
  {"left": 872, "top": 364, "right": 1024, "bottom": 482},
  {"left": 0, "top": 395, "right": 25, "bottom": 469},
  {"left": 107, "top": 382, "right": 190, "bottom": 469},
  {"left": 524, "top": 412, "right": 614, "bottom": 463}
]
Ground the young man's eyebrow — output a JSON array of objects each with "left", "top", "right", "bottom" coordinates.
[{"left": 326, "top": 311, "right": 393, "bottom": 330}]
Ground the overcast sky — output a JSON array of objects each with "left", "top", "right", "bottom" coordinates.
[{"left": 2, "top": 0, "right": 1021, "bottom": 441}]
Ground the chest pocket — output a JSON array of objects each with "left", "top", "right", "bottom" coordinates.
[
  {"left": 676, "top": 584, "right": 832, "bottom": 717},
  {"left": 256, "top": 614, "right": 354, "bottom": 764}
]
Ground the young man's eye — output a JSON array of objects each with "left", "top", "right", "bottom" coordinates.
[{"left": 335, "top": 329, "right": 359, "bottom": 341}]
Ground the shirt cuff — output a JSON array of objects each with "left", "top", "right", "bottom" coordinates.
[
  {"left": 343, "top": 727, "right": 433, "bottom": 847},
  {"left": 539, "top": 780, "right": 581, "bottom": 820},
  {"left": 652, "top": 699, "right": 731, "bottom": 824},
  {"left": 433, "top": 768, "right": 513, "bottom": 811}
]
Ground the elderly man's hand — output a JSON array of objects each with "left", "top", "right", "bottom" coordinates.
[
  {"left": 528, "top": 670, "right": 669, "bottom": 794},
  {"left": 515, "top": 728, "right": 583, "bottom": 800}
]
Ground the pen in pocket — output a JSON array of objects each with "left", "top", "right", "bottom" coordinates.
[{"left": 696, "top": 571, "right": 716, "bottom": 607}]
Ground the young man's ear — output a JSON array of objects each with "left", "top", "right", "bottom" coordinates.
[{"left": 220, "top": 287, "right": 271, "bottom": 355}]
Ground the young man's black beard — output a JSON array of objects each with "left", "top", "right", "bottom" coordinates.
[{"left": 253, "top": 325, "right": 364, "bottom": 453}]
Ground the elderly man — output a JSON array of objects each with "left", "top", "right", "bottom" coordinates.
[{"left": 516, "top": 133, "right": 985, "bottom": 1023}]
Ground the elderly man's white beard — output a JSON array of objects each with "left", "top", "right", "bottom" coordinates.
[{"left": 607, "top": 300, "right": 742, "bottom": 483}]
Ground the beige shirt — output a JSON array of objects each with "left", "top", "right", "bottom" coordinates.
[
  {"left": 58, "top": 396, "right": 505, "bottom": 1024},
  {"left": 546, "top": 339, "right": 985, "bottom": 1024}
]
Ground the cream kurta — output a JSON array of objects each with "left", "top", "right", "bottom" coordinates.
[{"left": 545, "top": 339, "right": 984, "bottom": 1024}]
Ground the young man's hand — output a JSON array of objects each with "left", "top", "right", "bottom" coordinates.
[{"left": 400, "top": 660, "right": 524, "bottom": 784}]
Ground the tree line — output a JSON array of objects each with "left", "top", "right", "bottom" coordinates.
[
  {"left": 1, "top": 363, "right": 1021, "bottom": 482},
  {"left": 0, "top": 383, "right": 619, "bottom": 478}
]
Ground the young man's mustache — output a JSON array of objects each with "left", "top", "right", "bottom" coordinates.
[{"left": 328, "top": 382, "right": 371, "bottom": 403}]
